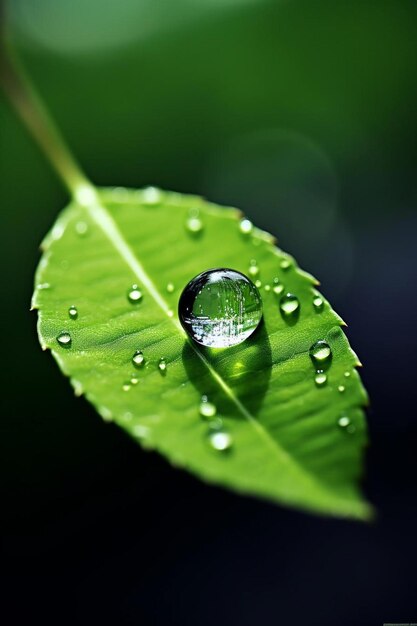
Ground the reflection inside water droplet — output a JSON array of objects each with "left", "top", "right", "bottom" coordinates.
[{"left": 132, "top": 350, "right": 145, "bottom": 367}]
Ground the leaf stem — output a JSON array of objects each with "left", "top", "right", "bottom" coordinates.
[{"left": 0, "top": 36, "right": 94, "bottom": 201}]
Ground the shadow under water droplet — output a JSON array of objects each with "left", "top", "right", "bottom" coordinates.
[{"left": 182, "top": 321, "right": 272, "bottom": 420}]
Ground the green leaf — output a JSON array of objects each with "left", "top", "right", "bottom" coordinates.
[{"left": 33, "top": 186, "right": 371, "bottom": 519}]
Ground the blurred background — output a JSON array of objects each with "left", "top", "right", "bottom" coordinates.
[{"left": 1, "top": 0, "right": 417, "bottom": 624}]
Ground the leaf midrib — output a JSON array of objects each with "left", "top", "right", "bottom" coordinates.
[{"left": 82, "top": 190, "right": 356, "bottom": 501}]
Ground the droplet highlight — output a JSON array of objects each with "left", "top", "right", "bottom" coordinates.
[
  {"left": 178, "top": 268, "right": 263, "bottom": 348},
  {"left": 239, "top": 218, "right": 253, "bottom": 235}
]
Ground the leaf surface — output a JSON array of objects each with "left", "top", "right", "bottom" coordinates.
[{"left": 33, "top": 187, "right": 371, "bottom": 519}]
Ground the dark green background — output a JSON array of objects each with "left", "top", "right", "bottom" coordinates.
[{"left": 1, "top": 1, "right": 417, "bottom": 624}]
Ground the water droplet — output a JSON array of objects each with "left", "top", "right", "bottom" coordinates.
[
  {"left": 315, "top": 371, "right": 327, "bottom": 386},
  {"left": 57, "top": 332, "right": 71, "bottom": 347},
  {"left": 255, "top": 279, "right": 262, "bottom": 288},
  {"left": 264, "top": 284, "right": 271, "bottom": 292},
  {"left": 37, "top": 282, "right": 51, "bottom": 291},
  {"left": 133, "top": 424, "right": 150, "bottom": 439},
  {"left": 272, "top": 278, "right": 284, "bottom": 295},
  {"left": 338, "top": 385, "right": 345, "bottom": 393},
  {"left": 122, "top": 382, "right": 131, "bottom": 391},
  {"left": 130, "top": 375, "right": 139, "bottom": 385},
  {"left": 68, "top": 305, "right": 78, "bottom": 319},
  {"left": 208, "top": 429, "right": 233, "bottom": 452},
  {"left": 248, "top": 259, "right": 259, "bottom": 278},
  {"left": 128, "top": 284, "right": 143, "bottom": 303},
  {"left": 280, "top": 293, "right": 300, "bottom": 317},
  {"left": 158, "top": 357, "right": 167, "bottom": 373},
  {"left": 344, "top": 371, "right": 351, "bottom": 378},
  {"left": 178, "top": 268, "right": 263, "bottom": 348},
  {"left": 199, "top": 395, "right": 217, "bottom": 419},
  {"left": 75, "top": 221, "right": 88, "bottom": 236},
  {"left": 313, "top": 295, "right": 324, "bottom": 311},
  {"left": 280, "top": 258, "right": 292, "bottom": 270},
  {"left": 132, "top": 350, "right": 145, "bottom": 367},
  {"left": 142, "top": 186, "right": 162, "bottom": 205},
  {"left": 338, "top": 415, "right": 356, "bottom": 433},
  {"left": 309, "top": 340, "right": 332, "bottom": 366},
  {"left": 239, "top": 218, "right": 253, "bottom": 235},
  {"left": 167, "top": 309, "right": 174, "bottom": 318},
  {"left": 166, "top": 282, "right": 175, "bottom": 293},
  {"left": 185, "top": 209, "right": 203, "bottom": 235}
]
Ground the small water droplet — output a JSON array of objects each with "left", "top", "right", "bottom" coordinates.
[
  {"left": 130, "top": 375, "right": 139, "bottom": 385},
  {"left": 75, "top": 221, "right": 89, "bottom": 236},
  {"left": 272, "top": 278, "right": 284, "bottom": 295},
  {"left": 264, "top": 284, "right": 271, "bottom": 292},
  {"left": 199, "top": 395, "right": 217, "bottom": 419},
  {"left": 344, "top": 371, "right": 351, "bottom": 378},
  {"left": 337, "top": 415, "right": 356, "bottom": 433},
  {"left": 166, "top": 282, "right": 175, "bottom": 293},
  {"left": 248, "top": 259, "right": 259, "bottom": 278},
  {"left": 142, "top": 186, "right": 162, "bottom": 205},
  {"left": 133, "top": 424, "right": 150, "bottom": 439},
  {"left": 132, "top": 350, "right": 145, "bottom": 367},
  {"left": 122, "top": 382, "right": 131, "bottom": 391},
  {"left": 315, "top": 371, "right": 327, "bottom": 386},
  {"left": 208, "top": 429, "right": 233, "bottom": 452},
  {"left": 178, "top": 268, "right": 263, "bottom": 348},
  {"left": 167, "top": 309, "right": 174, "bottom": 318},
  {"left": 280, "top": 258, "right": 292, "bottom": 270},
  {"left": 128, "top": 284, "right": 143, "bottom": 303},
  {"left": 309, "top": 340, "right": 332, "bottom": 366},
  {"left": 280, "top": 293, "right": 300, "bottom": 316},
  {"left": 158, "top": 357, "right": 167, "bottom": 373},
  {"left": 338, "top": 385, "right": 345, "bottom": 393},
  {"left": 255, "top": 279, "right": 262, "bottom": 288},
  {"left": 68, "top": 305, "right": 78, "bottom": 319},
  {"left": 239, "top": 218, "right": 253, "bottom": 235},
  {"left": 313, "top": 295, "right": 324, "bottom": 311},
  {"left": 186, "top": 209, "right": 203, "bottom": 235},
  {"left": 57, "top": 332, "right": 71, "bottom": 347}
]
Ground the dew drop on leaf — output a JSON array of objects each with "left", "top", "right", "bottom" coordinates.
[
  {"left": 57, "top": 331, "right": 71, "bottom": 347},
  {"left": 338, "top": 385, "right": 346, "bottom": 393},
  {"left": 142, "top": 186, "right": 162, "bottom": 205},
  {"left": 264, "top": 284, "right": 271, "bottom": 292},
  {"left": 315, "top": 371, "right": 327, "bottom": 386},
  {"left": 208, "top": 429, "right": 233, "bottom": 452},
  {"left": 166, "top": 282, "right": 175, "bottom": 293},
  {"left": 185, "top": 209, "right": 203, "bottom": 235},
  {"left": 280, "top": 293, "right": 300, "bottom": 317},
  {"left": 344, "top": 371, "right": 351, "bottom": 378},
  {"left": 75, "top": 221, "right": 89, "bottom": 236},
  {"left": 313, "top": 295, "right": 324, "bottom": 311},
  {"left": 239, "top": 218, "right": 253, "bottom": 235},
  {"left": 178, "top": 268, "right": 262, "bottom": 348},
  {"left": 255, "top": 279, "right": 262, "bottom": 288},
  {"left": 132, "top": 350, "right": 145, "bottom": 367},
  {"left": 158, "top": 357, "right": 167, "bottom": 373},
  {"left": 199, "top": 395, "right": 217, "bottom": 419},
  {"left": 248, "top": 259, "right": 259, "bottom": 278},
  {"left": 128, "top": 284, "right": 143, "bottom": 303},
  {"left": 122, "top": 382, "right": 131, "bottom": 391},
  {"left": 280, "top": 258, "right": 292, "bottom": 270},
  {"left": 338, "top": 415, "right": 356, "bottom": 434},
  {"left": 272, "top": 278, "right": 284, "bottom": 295},
  {"left": 309, "top": 340, "right": 332, "bottom": 366},
  {"left": 68, "top": 305, "right": 78, "bottom": 319}
]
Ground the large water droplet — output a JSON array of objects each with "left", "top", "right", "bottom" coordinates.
[
  {"left": 178, "top": 268, "right": 263, "bottom": 348},
  {"left": 199, "top": 395, "right": 217, "bottom": 419},
  {"left": 239, "top": 218, "right": 253, "bottom": 235},
  {"left": 208, "top": 429, "right": 233, "bottom": 451},
  {"left": 309, "top": 340, "right": 332, "bottom": 366},
  {"left": 158, "top": 357, "right": 167, "bottom": 373},
  {"left": 128, "top": 284, "right": 143, "bottom": 303},
  {"left": 280, "top": 293, "right": 300, "bottom": 317},
  {"left": 57, "top": 332, "right": 71, "bottom": 347},
  {"left": 68, "top": 305, "right": 78, "bottom": 319},
  {"left": 315, "top": 371, "right": 327, "bottom": 386},
  {"left": 185, "top": 209, "right": 203, "bottom": 235},
  {"left": 132, "top": 350, "right": 145, "bottom": 367}
]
